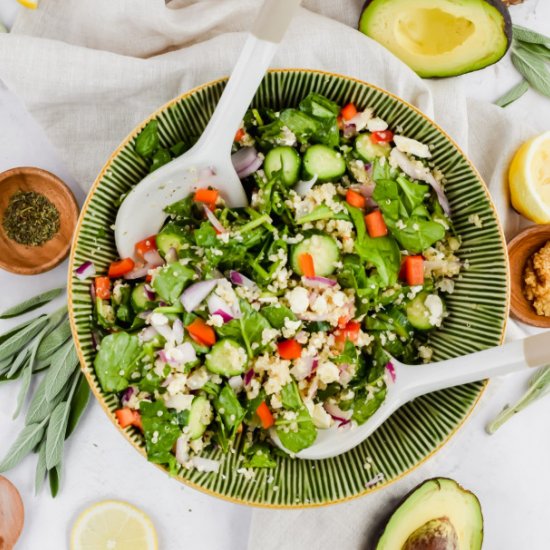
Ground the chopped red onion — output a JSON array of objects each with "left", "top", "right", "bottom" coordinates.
[
  {"left": 144, "top": 284, "right": 156, "bottom": 301},
  {"left": 140, "top": 326, "right": 158, "bottom": 342},
  {"left": 172, "top": 318, "right": 184, "bottom": 345},
  {"left": 343, "top": 123, "right": 357, "bottom": 139},
  {"left": 144, "top": 249, "right": 164, "bottom": 267},
  {"left": 203, "top": 205, "right": 227, "bottom": 234},
  {"left": 390, "top": 148, "right": 451, "bottom": 216},
  {"left": 180, "top": 278, "right": 220, "bottom": 313},
  {"left": 244, "top": 369, "right": 254, "bottom": 386},
  {"left": 352, "top": 182, "right": 375, "bottom": 198},
  {"left": 214, "top": 309, "right": 233, "bottom": 323},
  {"left": 163, "top": 342, "right": 197, "bottom": 366},
  {"left": 191, "top": 456, "right": 220, "bottom": 473},
  {"left": 121, "top": 386, "right": 135, "bottom": 406},
  {"left": 165, "top": 247, "right": 178, "bottom": 264},
  {"left": 386, "top": 361, "right": 396, "bottom": 383},
  {"left": 124, "top": 265, "right": 149, "bottom": 280},
  {"left": 229, "top": 270, "right": 256, "bottom": 289},
  {"left": 150, "top": 318, "right": 173, "bottom": 342},
  {"left": 294, "top": 174, "right": 318, "bottom": 197},
  {"left": 324, "top": 402, "right": 352, "bottom": 427},
  {"left": 137, "top": 310, "right": 152, "bottom": 320},
  {"left": 232, "top": 146, "right": 262, "bottom": 178},
  {"left": 75, "top": 260, "right": 96, "bottom": 280},
  {"left": 303, "top": 276, "right": 338, "bottom": 288},
  {"left": 175, "top": 435, "right": 189, "bottom": 465},
  {"left": 207, "top": 293, "right": 234, "bottom": 322}
]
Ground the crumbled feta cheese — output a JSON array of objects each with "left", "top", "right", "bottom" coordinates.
[
  {"left": 424, "top": 294, "right": 444, "bottom": 327},
  {"left": 366, "top": 117, "right": 388, "bottom": 132},
  {"left": 207, "top": 314, "right": 224, "bottom": 328},
  {"left": 276, "top": 126, "right": 297, "bottom": 147},
  {"left": 310, "top": 403, "right": 332, "bottom": 429},
  {"left": 317, "top": 360, "right": 340, "bottom": 384},
  {"left": 286, "top": 287, "right": 310, "bottom": 314},
  {"left": 164, "top": 392, "right": 194, "bottom": 412},
  {"left": 186, "top": 367, "right": 209, "bottom": 390},
  {"left": 418, "top": 345, "right": 433, "bottom": 362},
  {"left": 393, "top": 135, "right": 432, "bottom": 159},
  {"left": 282, "top": 318, "right": 302, "bottom": 339}
]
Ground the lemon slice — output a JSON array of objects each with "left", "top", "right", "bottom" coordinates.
[
  {"left": 17, "top": 0, "right": 39, "bottom": 8},
  {"left": 509, "top": 131, "right": 550, "bottom": 224},
  {"left": 71, "top": 500, "right": 158, "bottom": 550}
]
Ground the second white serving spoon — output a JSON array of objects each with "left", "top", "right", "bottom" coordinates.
[
  {"left": 273, "top": 331, "right": 550, "bottom": 460},
  {"left": 115, "top": 0, "right": 302, "bottom": 259}
]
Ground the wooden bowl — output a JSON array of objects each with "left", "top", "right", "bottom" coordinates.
[
  {"left": 0, "top": 167, "right": 79, "bottom": 275},
  {"left": 508, "top": 225, "right": 550, "bottom": 328}
]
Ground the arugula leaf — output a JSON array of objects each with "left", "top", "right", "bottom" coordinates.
[
  {"left": 279, "top": 108, "right": 321, "bottom": 143},
  {"left": 296, "top": 204, "right": 348, "bottom": 225},
  {"left": 140, "top": 401, "right": 181, "bottom": 465},
  {"left": 152, "top": 263, "right": 195, "bottom": 303},
  {"left": 164, "top": 196, "right": 195, "bottom": 219},
  {"left": 194, "top": 221, "right": 218, "bottom": 248},
  {"left": 386, "top": 217, "right": 445, "bottom": 253},
  {"left": 260, "top": 305, "right": 297, "bottom": 329},
  {"left": 355, "top": 234, "right": 401, "bottom": 287},
  {"left": 93, "top": 333, "right": 141, "bottom": 392}
]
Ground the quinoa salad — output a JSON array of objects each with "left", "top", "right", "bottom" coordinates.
[{"left": 78, "top": 93, "right": 462, "bottom": 473}]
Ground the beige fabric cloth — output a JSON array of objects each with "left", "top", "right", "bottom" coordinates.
[{"left": 0, "top": 1, "right": 544, "bottom": 548}]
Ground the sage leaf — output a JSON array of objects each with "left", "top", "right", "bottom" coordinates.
[
  {"left": 0, "top": 356, "right": 11, "bottom": 374},
  {"left": 37, "top": 318, "right": 71, "bottom": 361},
  {"left": 511, "top": 47, "right": 550, "bottom": 98},
  {"left": 13, "top": 361, "right": 33, "bottom": 419},
  {"left": 25, "top": 375, "right": 67, "bottom": 425},
  {"left": 0, "top": 315, "right": 48, "bottom": 361},
  {"left": 520, "top": 42, "right": 550, "bottom": 63},
  {"left": 35, "top": 441, "right": 47, "bottom": 494},
  {"left": 487, "top": 365, "right": 550, "bottom": 434},
  {"left": 513, "top": 24, "right": 550, "bottom": 49},
  {"left": 45, "top": 400, "right": 71, "bottom": 469},
  {"left": 6, "top": 349, "right": 30, "bottom": 379},
  {"left": 66, "top": 373, "right": 91, "bottom": 439},
  {"left": 45, "top": 343, "right": 79, "bottom": 402},
  {"left": 495, "top": 79, "right": 529, "bottom": 108},
  {"left": 0, "top": 287, "right": 65, "bottom": 319},
  {"left": 0, "top": 419, "right": 47, "bottom": 472},
  {"left": 49, "top": 462, "right": 62, "bottom": 498},
  {"left": 0, "top": 318, "right": 32, "bottom": 345}
]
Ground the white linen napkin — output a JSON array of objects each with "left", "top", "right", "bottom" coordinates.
[{"left": 0, "top": 1, "right": 547, "bottom": 548}]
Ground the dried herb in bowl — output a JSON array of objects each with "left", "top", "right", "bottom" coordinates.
[{"left": 2, "top": 191, "right": 60, "bottom": 246}]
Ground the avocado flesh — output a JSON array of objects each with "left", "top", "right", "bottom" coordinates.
[
  {"left": 359, "top": 0, "right": 512, "bottom": 77},
  {"left": 375, "top": 478, "right": 483, "bottom": 550}
]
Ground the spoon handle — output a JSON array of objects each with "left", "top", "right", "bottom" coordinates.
[
  {"left": 397, "top": 332, "right": 550, "bottom": 399},
  {"left": 195, "top": 0, "right": 301, "bottom": 154}
]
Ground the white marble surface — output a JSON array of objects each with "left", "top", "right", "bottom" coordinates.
[{"left": 0, "top": 1, "right": 549, "bottom": 549}]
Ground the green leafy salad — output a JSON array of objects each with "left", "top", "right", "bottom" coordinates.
[{"left": 82, "top": 93, "right": 463, "bottom": 473}]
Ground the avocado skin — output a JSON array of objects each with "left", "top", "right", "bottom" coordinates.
[
  {"left": 371, "top": 477, "right": 484, "bottom": 550},
  {"left": 358, "top": 0, "right": 513, "bottom": 78}
]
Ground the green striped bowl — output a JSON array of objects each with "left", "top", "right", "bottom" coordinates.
[{"left": 68, "top": 70, "right": 509, "bottom": 508}]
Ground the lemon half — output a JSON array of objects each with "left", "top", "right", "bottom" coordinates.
[
  {"left": 509, "top": 131, "right": 550, "bottom": 224},
  {"left": 17, "top": 0, "right": 39, "bottom": 9},
  {"left": 71, "top": 500, "right": 158, "bottom": 550}
]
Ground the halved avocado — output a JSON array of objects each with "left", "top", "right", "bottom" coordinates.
[
  {"left": 359, "top": 0, "right": 512, "bottom": 77},
  {"left": 375, "top": 478, "right": 483, "bottom": 550}
]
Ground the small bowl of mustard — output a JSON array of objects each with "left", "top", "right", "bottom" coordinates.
[
  {"left": 0, "top": 167, "right": 79, "bottom": 275},
  {"left": 508, "top": 224, "right": 550, "bottom": 329}
]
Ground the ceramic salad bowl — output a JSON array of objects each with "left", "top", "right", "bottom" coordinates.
[{"left": 68, "top": 69, "right": 509, "bottom": 508}]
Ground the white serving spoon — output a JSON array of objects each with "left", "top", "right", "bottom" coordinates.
[
  {"left": 274, "top": 331, "right": 550, "bottom": 460},
  {"left": 115, "top": 0, "right": 301, "bottom": 259}
]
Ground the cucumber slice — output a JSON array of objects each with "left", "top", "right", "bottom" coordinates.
[
  {"left": 291, "top": 232, "right": 340, "bottom": 276},
  {"left": 264, "top": 146, "right": 301, "bottom": 186},
  {"left": 303, "top": 144, "right": 346, "bottom": 182},
  {"left": 406, "top": 292, "right": 445, "bottom": 331},
  {"left": 156, "top": 222, "right": 188, "bottom": 256},
  {"left": 131, "top": 283, "right": 156, "bottom": 312},
  {"left": 95, "top": 297, "right": 115, "bottom": 329},
  {"left": 205, "top": 339, "right": 248, "bottom": 376},
  {"left": 355, "top": 134, "right": 391, "bottom": 162},
  {"left": 188, "top": 395, "right": 212, "bottom": 440}
]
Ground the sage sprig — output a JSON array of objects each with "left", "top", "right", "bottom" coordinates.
[
  {"left": 0, "top": 288, "right": 90, "bottom": 497},
  {"left": 496, "top": 25, "right": 550, "bottom": 107}
]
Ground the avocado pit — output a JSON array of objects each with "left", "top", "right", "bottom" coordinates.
[{"left": 402, "top": 516, "right": 458, "bottom": 550}]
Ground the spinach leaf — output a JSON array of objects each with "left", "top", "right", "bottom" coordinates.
[
  {"left": 135, "top": 120, "right": 160, "bottom": 159},
  {"left": 93, "top": 333, "right": 141, "bottom": 392},
  {"left": 372, "top": 178, "right": 401, "bottom": 220},
  {"left": 352, "top": 385, "right": 387, "bottom": 425},
  {"left": 279, "top": 109, "right": 321, "bottom": 143},
  {"left": 164, "top": 196, "right": 195, "bottom": 219},
  {"left": 214, "top": 385, "right": 246, "bottom": 439},
  {"left": 140, "top": 401, "right": 181, "bottom": 465},
  {"left": 372, "top": 158, "right": 392, "bottom": 181},
  {"left": 396, "top": 176, "right": 430, "bottom": 215},
  {"left": 345, "top": 204, "right": 366, "bottom": 242},
  {"left": 239, "top": 300, "right": 272, "bottom": 356},
  {"left": 299, "top": 92, "right": 340, "bottom": 119},
  {"left": 194, "top": 222, "right": 218, "bottom": 248},
  {"left": 151, "top": 148, "right": 171, "bottom": 172},
  {"left": 152, "top": 263, "right": 195, "bottom": 303},
  {"left": 243, "top": 443, "right": 277, "bottom": 469},
  {"left": 355, "top": 234, "right": 401, "bottom": 287},
  {"left": 387, "top": 217, "right": 445, "bottom": 253},
  {"left": 260, "top": 305, "right": 297, "bottom": 329},
  {"left": 275, "top": 382, "right": 317, "bottom": 454}
]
